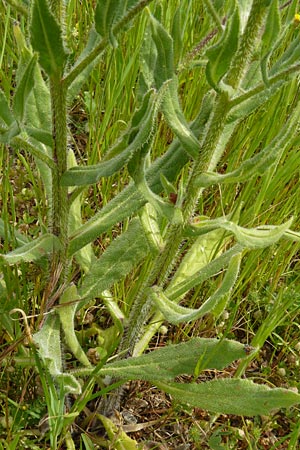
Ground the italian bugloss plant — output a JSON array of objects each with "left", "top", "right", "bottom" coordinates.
[{"left": 1, "top": 0, "right": 300, "bottom": 447}]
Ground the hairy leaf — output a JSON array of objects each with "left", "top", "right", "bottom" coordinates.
[
  {"left": 0, "top": 90, "right": 14, "bottom": 127},
  {"left": 206, "top": 3, "right": 240, "bottom": 88},
  {"left": 156, "top": 379, "right": 300, "bottom": 416},
  {"left": 13, "top": 54, "right": 37, "bottom": 123},
  {"left": 57, "top": 284, "right": 91, "bottom": 367},
  {"left": 166, "top": 244, "right": 243, "bottom": 300},
  {"left": 95, "top": 0, "right": 123, "bottom": 47},
  {"left": 33, "top": 313, "right": 62, "bottom": 375},
  {"left": 30, "top": 0, "right": 67, "bottom": 77},
  {"left": 196, "top": 107, "right": 298, "bottom": 188},
  {"left": 100, "top": 338, "right": 251, "bottom": 381},
  {"left": 79, "top": 219, "right": 149, "bottom": 301},
  {"left": 146, "top": 15, "right": 199, "bottom": 158},
  {"left": 68, "top": 97, "right": 214, "bottom": 255},
  {"left": 150, "top": 253, "right": 241, "bottom": 323},
  {"left": 260, "top": 0, "right": 280, "bottom": 84},
  {"left": 0, "top": 233, "right": 61, "bottom": 265},
  {"left": 187, "top": 217, "right": 294, "bottom": 249},
  {"left": 139, "top": 203, "right": 164, "bottom": 254},
  {"left": 61, "top": 89, "right": 159, "bottom": 186}
]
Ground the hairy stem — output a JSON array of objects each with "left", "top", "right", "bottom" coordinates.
[{"left": 49, "top": 77, "right": 69, "bottom": 282}]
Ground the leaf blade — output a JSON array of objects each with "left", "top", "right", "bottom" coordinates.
[
  {"left": 30, "top": 0, "right": 67, "bottom": 77},
  {"left": 156, "top": 379, "right": 300, "bottom": 416}
]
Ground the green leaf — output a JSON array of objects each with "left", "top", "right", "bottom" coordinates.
[
  {"left": 95, "top": 0, "right": 123, "bottom": 47},
  {"left": 156, "top": 379, "right": 300, "bottom": 416},
  {"left": 270, "top": 36, "right": 300, "bottom": 76},
  {"left": 68, "top": 98, "right": 213, "bottom": 255},
  {"left": 30, "top": 0, "right": 67, "bottom": 77},
  {"left": 150, "top": 253, "right": 241, "bottom": 324},
  {"left": 33, "top": 313, "right": 82, "bottom": 394},
  {"left": 171, "top": 227, "right": 228, "bottom": 289},
  {"left": 98, "top": 415, "right": 139, "bottom": 449},
  {"left": 206, "top": 3, "right": 240, "bottom": 89},
  {"left": 260, "top": 0, "right": 280, "bottom": 84},
  {"left": 128, "top": 135, "right": 183, "bottom": 225},
  {"left": 0, "top": 218, "right": 29, "bottom": 246},
  {"left": 196, "top": 108, "right": 298, "bottom": 188},
  {"left": 67, "top": 149, "right": 95, "bottom": 273},
  {"left": 0, "top": 90, "right": 14, "bottom": 127},
  {"left": 0, "top": 233, "right": 61, "bottom": 265},
  {"left": 57, "top": 284, "right": 91, "bottom": 367},
  {"left": 187, "top": 217, "right": 294, "bottom": 250},
  {"left": 33, "top": 313, "right": 62, "bottom": 375},
  {"left": 61, "top": 89, "right": 159, "bottom": 186},
  {"left": 162, "top": 78, "right": 199, "bottom": 158},
  {"left": 228, "top": 80, "right": 285, "bottom": 124},
  {"left": 145, "top": 15, "right": 199, "bottom": 158},
  {"left": 13, "top": 54, "right": 37, "bottom": 123},
  {"left": 0, "top": 121, "right": 20, "bottom": 144},
  {"left": 67, "top": 28, "right": 101, "bottom": 103},
  {"left": 166, "top": 244, "right": 243, "bottom": 300},
  {"left": 100, "top": 338, "right": 251, "bottom": 381},
  {"left": 261, "top": 0, "right": 280, "bottom": 55},
  {"left": 139, "top": 203, "right": 164, "bottom": 254},
  {"left": 78, "top": 219, "right": 149, "bottom": 302},
  {"left": 148, "top": 13, "right": 174, "bottom": 88}
]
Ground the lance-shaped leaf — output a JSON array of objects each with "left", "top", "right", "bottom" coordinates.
[
  {"left": 128, "top": 139, "right": 183, "bottom": 225},
  {"left": 139, "top": 203, "right": 165, "bottom": 254},
  {"left": 57, "top": 284, "right": 91, "bottom": 367},
  {"left": 171, "top": 226, "right": 229, "bottom": 289},
  {"left": 227, "top": 79, "right": 285, "bottom": 124},
  {"left": 0, "top": 90, "right": 14, "bottom": 127},
  {"left": 100, "top": 338, "right": 251, "bottom": 381},
  {"left": 0, "top": 218, "right": 29, "bottom": 247},
  {"left": 155, "top": 379, "right": 300, "bottom": 416},
  {"left": 0, "top": 121, "right": 20, "bottom": 144},
  {"left": 61, "top": 89, "right": 159, "bottom": 186},
  {"left": 0, "top": 233, "right": 61, "bottom": 265},
  {"left": 196, "top": 106, "right": 298, "bottom": 188},
  {"left": 187, "top": 218, "right": 293, "bottom": 250},
  {"left": 206, "top": 3, "right": 240, "bottom": 89},
  {"left": 270, "top": 35, "right": 300, "bottom": 75},
  {"left": 162, "top": 77, "right": 200, "bottom": 158},
  {"left": 33, "top": 312, "right": 62, "bottom": 375},
  {"left": 150, "top": 253, "right": 242, "bottom": 324},
  {"left": 33, "top": 313, "right": 82, "bottom": 394},
  {"left": 30, "top": 0, "right": 67, "bottom": 77},
  {"left": 147, "top": 15, "right": 199, "bottom": 158},
  {"left": 13, "top": 54, "right": 37, "bottom": 123},
  {"left": 260, "top": 0, "right": 281, "bottom": 84},
  {"left": 166, "top": 244, "right": 243, "bottom": 300},
  {"left": 78, "top": 219, "right": 150, "bottom": 302},
  {"left": 68, "top": 96, "right": 213, "bottom": 255},
  {"left": 95, "top": 0, "right": 123, "bottom": 47}
]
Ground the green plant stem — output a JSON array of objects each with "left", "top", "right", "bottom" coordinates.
[
  {"left": 225, "top": 0, "right": 268, "bottom": 88},
  {"left": 49, "top": 78, "right": 69, "bottom": 279},
  {"left": 117, "top": 0, "right": 270, "bottom": 367}
]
